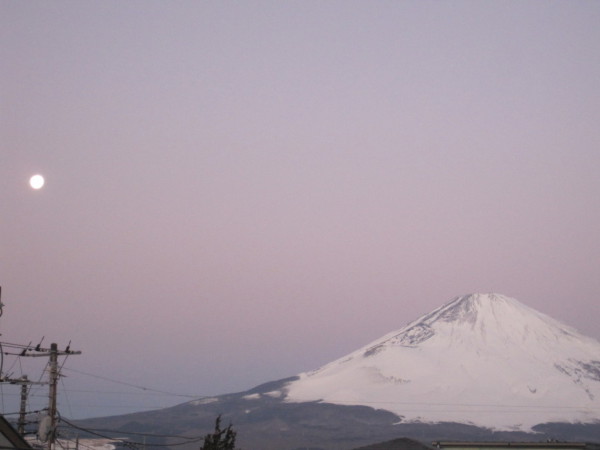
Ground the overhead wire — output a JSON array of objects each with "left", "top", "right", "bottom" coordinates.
[
  {"left": 1, "top": 408, "right": 45, "bottom": 416},
  {"left": 61, "top": 367, "right": 205, "bottom": 399},
  {"left": 56, "top": 353, "right": 75, "bottom": 418},
  {"left": 0, "top": 341, "right": 4, "bottom": 379},
  {"left": 0, "top": 341, "right": 34, "bottom": 351},
  {"left": 54, "top": 363, "right": 204, "bottom": 414},
  {"left": 57, "top": 388, "right": 191, "bottom": 397},
  {"left": 59, "top": 376, "right": 73, "bottom": 419},
  {"left": 25, "top": 359, "right": 50, "bottom": 406},
  {"left": 58, "top": 415, "right": 207, "bottom": 448},
  {"left": 2, "top": 353, "right": 20, "bottom": 379},
  {"left": 61, "top": 423, "right": 205, "bottom": 440}
]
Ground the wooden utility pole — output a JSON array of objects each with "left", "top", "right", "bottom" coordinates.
[
  {"left": 46, "top": 343, "right": 81, "bottom": 450},
  {"left": 16, "top": 342, "right": 81, "bottom": 447},
  {"left": 18, "top": 375, "right": 28, "bottom": 435},
  {"left": 48, "top": 343, "right": 58, "bottom": 450}
]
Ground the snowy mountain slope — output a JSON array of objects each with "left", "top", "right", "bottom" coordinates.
[{"left": 283, "top": 293, "right": 600, "bottom": 430}]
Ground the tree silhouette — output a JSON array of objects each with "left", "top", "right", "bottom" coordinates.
[{"left": 200, "top": 415, "right": 237, "bottom": 450}]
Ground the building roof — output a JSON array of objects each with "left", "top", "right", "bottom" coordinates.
[{"left": 0, "top": 415, "right": 32, "bottom": 450}]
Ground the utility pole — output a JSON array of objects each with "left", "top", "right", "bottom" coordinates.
[
  {"left": 46, "top": 343, "right": 81, "bottom": 450},
  {"left": 15, "top": 342, "right": 81, "bottom": 448},
  {"left": 19, "top": 375, "right": 29, "bottom": 435},
  {"left": 48, "top": 343, "right": 58, "bottom": 450}
]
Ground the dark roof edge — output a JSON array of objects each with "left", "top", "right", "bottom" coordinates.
[{"left": 0, "top": 415, "right": 32, "bottom": 449}]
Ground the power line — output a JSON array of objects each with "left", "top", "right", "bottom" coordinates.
[
  {"left": 53, "top": 388, "right": 192, "bottom": 397},
  {"left": 61, "top": 367, "right": 205, "bottom": 399},
  {"left": 61, "top": 424, "right": 203, "bottom": 440},
  {"left": 58, "top": 415, "right": 207, "bottom": 448}
]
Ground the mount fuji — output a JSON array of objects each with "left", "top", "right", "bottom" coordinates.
[
  {"left": 77, "top": 293, "right": 600, "bottom": 449},
  {"left": 284, "top": 293, "right": 600, "bottom": 431}
]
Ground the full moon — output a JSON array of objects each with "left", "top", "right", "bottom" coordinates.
[{"left": 29, "top": 174, "right": 45, "bottom": 190}]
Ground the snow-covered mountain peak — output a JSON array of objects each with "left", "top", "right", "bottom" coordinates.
[
  {"left": 284, "top": 293, "right": 600, "bottom": 431},
  {"left": 429, "top": 292, "right": 520, "bottom": 323},
  {"left": 359, "top": 293, "right": 579, "bottom": 357},
  {"left": 420, "top": 292, "right": 548, "bottom": 327}
]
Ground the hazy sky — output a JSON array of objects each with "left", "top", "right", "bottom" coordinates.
[{"left": 2, "top": 1, "right": 600, "bottom": 419}]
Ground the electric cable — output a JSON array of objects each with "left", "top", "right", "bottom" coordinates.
[
  {"left": 61, "top": 367, "right": 204, "bottom": 398},
  {"left": 58, "top": 415, "right": 207, "bottom": 448},
  {"left": 2, "top": 353, "right": 20, "bottom": 379},
  {"left": 59, "top": 376, "right": 73, "bottom": 419},
  {"left": 60, "top": 424, "right": 205, "bottom": 440},
  {"left": 0, "top": 341, "right": 5, "bottom": 379},
  {"left": 56, "top": 388, "right": 189, "bottom": 397},
  {"left": 1, "top": 408, "right": 45, "bottom": 416},
  {"left": 0, "top": 341, "right": 34, "bottom": 350}
]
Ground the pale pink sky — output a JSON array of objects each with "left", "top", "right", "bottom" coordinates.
[{"left": 1, "top": 1, "right": 599, "bottom": 418}]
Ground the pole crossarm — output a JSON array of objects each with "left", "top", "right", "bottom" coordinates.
[
  {"left": 8, "top": 351, "right": 81, "bottom": 358},
  {"left": 0, "top": 377, "right": 47, "bottom": 385}
]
